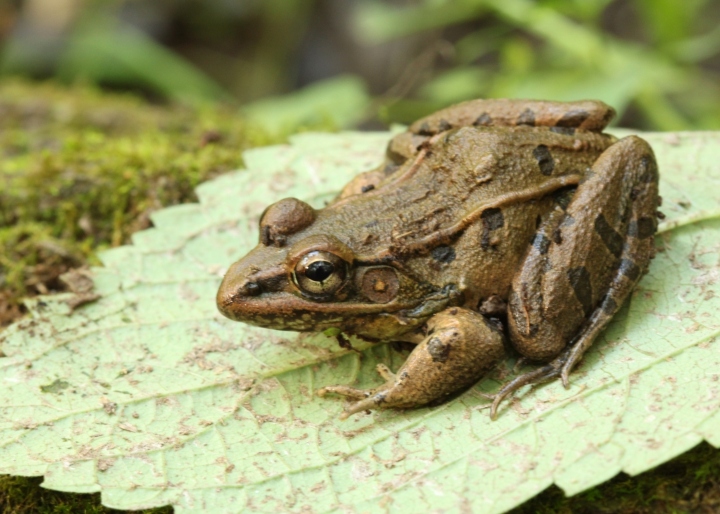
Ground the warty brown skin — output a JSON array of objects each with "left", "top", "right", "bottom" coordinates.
[{"left": 217, "top": 98, "right": 660, "bottom": 419}]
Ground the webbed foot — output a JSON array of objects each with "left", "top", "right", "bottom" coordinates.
[
  {"left": 483, "top": 354, "right": 569, "bottom": 419},
  {"left": 484, "top": 335, "right": 594, "bottom": 419}
]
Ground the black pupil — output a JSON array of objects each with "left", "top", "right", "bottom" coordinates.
[{"left": 305, "top": 261, "right": 334, "bottom": 282}]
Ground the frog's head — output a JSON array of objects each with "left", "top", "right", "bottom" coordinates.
[{"left": 216, "top": 197, "right": 440, "bottom": 337}]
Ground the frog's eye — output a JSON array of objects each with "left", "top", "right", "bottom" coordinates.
[{"left": 293, "top": 251, "right": 348, "bottom": 297}]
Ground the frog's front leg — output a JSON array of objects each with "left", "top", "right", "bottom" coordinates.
[
  {"left": 317, "top": 308, "right": 505, "bottom": 419},
  {"left": 490, "top": 135, "right": 660, "bottom": 417}
]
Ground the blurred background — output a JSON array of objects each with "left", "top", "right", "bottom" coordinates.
[{"left": 1, "top": 0, "right": 720, "bottom": 130}]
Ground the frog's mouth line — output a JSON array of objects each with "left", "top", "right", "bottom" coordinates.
[{"left": 218, "top": 290, "right": 420, "bottom": 321}]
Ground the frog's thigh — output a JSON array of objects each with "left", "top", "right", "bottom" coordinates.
[
  {"left": 319, "top": 308, "right": 505, "bottom": 418},
  {"left": 508, "top": 136, "right": 659, "bottom": 362},
  {"left": 409, "top": 99, "right": 614, "bottom": 134}
]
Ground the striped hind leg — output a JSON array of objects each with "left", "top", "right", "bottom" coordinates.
[{"left": 489, "top": 136, "right": 660, "bottom": 417}]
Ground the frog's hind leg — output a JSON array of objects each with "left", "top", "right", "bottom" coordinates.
[
  {"left": 409, "top": 99, "right": 616, "bottom": 135},
  {"left": 317, "top": 308, "right": 505, "bottom": 419},
  {"left": 493, "top": 136, "right": 660, "bottom": 417}
]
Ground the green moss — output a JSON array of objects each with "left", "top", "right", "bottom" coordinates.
[
  {"left": 0, "top": 475, "right": 171, "bottom": 513},
  {"left": 0, "top": 79, "right": 328, "bottom": 325},
  {"left": 511, "top": 442, "right": 720, "bottom": 514}
]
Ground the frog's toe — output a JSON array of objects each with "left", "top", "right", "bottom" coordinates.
[
  {"left": 486, "top": 359, "right": 565, "bottom": 419},
  {"left": 338, "top": 392, "right": 391, "bottom": 420},
  {"left": 317, "top": 384, "right": 391, "bottom": 420},
  {"left": 375, "top": 363, "right": 396, "bottom": 381},
  {"left": 317, "top": 385, "right": 371, "bottom": 402}
]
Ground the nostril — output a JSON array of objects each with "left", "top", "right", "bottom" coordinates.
[{"left": 243, "top": 282, "right": 261, "bottom": 296}]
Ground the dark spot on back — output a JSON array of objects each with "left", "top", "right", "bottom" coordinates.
[
  {"left": 361, "top": 184, "right": 375, "bottom": 193},
  {"left": 427, "top": 337, "right": 451, "bottom": 363},
  {"left": 517, "top": 108, "right": 536, "bottom": 126},
  {"left": 432, "top": 245, "right": 456, "bottom": 263},
  {"left": 550, "top": 126, "right": 576, "bottom": 136},
  {"left": 532, "top": 233, "right": 551, "bottom": 255},
  {"left": 618, "top": 258, "right": 640, "bottom": 281},
  {"left": 474, "top": 113, "right": 492, "bottom": 126},
  {"left": 557, "top": 109, "right": 590, "bottom": 127},
  {"left": 628, "top": 217, "right": 656, "bottom": 239},
  {"left": 594, "top": 214, "right": 624, "bottom": 258},
  {"left": 417, "top": 122, "right": 433, "bottom": 135},
  {"left": 568, "top": 266, "right": 594, "bottom": 317},
  {"left": 481, "top": 208, "right": 504, "bottom": 250},
  {"left": 481, "top": 208, "right": 504, "bottom": 230},
  {"left": 639, "top": 155, "right": 658, "bottom": 184},
  {"left": 437, "top": 119, "right": 452, "bottom": 132},
  {"left": 533, "top": 145, "right": 555, "bottom": 176}
]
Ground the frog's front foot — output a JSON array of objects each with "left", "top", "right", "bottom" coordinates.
[
  {"left": 317, "top": 308, "right": 505, "bottom": 419},
  {"left": 317, "top": 364, "right": 400, "bottom": 420}
]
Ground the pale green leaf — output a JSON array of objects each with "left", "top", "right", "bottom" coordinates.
[{"left": 1, "top": 130, "right": 719, "bottom": 513}]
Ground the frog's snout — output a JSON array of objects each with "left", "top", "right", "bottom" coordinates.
[
  {"left": 216, "top": 257, "right": 287, "bottom": 322},
  {"left": 216, "top": 277, "right": 260, "bottom": 319}
]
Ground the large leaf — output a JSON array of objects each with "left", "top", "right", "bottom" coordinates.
[{"left": 1, "top": 130, "right": 719, "bottom": 513}]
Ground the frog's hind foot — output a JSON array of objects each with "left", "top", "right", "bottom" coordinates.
[{"left": 486, "top": 354, "right": 568, "bottom": 419}]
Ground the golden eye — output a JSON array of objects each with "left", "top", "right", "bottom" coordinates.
[{"left": 293, "top": 251, "right": 348, "bottom": 297}]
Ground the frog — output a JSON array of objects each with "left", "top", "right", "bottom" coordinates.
[{"left": 216, "top": 98, "right": 660, "bottom": 419}]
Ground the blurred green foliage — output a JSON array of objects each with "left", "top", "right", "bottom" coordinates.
[
  {"left": 357, "top": 0, "right": 720, "bottom": 130},
  {"left": 1, "top": 0, "right": 717, "bottom": 130}
]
